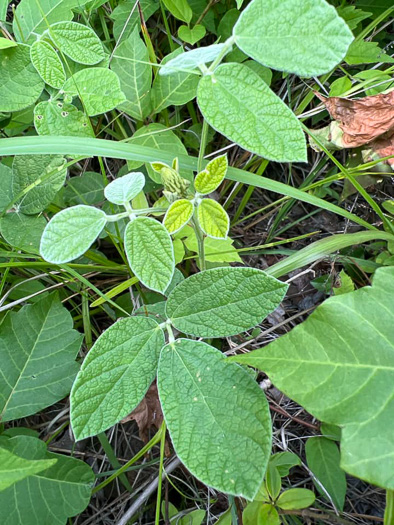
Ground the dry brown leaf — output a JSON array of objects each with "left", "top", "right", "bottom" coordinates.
[
  {"left": 371, "top": 129, "right": 394, "bottom": 166},
  {"left": 121, "top": 383, "right": 163, "bottom": 443},
  {"left": 316, "top": 90, "right": 394, "bottom": 147}
]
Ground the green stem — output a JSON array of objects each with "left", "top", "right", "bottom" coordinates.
[
  {"left": 385, "top": 491, "right": 394, "bottom": 525},
  {"left": 155, "top": 421, "right": 167, "bottom": 525},
  {"left": 228, "top": 495, "right": 238, "bottom": 525},
  {"left": 197, "top": 119, "right": 210, "bottom": 174},
  {"left": 192, "top": 216, "right": 206, "bottom": 271}
]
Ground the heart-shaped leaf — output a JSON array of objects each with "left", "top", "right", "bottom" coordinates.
[{"left": 178, "top": 24, "right": 206, "bottom": 45}]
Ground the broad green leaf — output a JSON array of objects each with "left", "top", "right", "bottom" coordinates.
[
  {"left": 305, "top": 437, "right": 346, "bottom": 510},
  {"left": 0, "top": 37, "right": 17, "bottom": 49},
  {"left": 0, "top": 435, "right": 94, "bottom": 525},
  {"left": 0, "top": 0, "right": 7, "bottom": 20},
  {"left": 244, "top": 60, "right": 272, "bottom": 86},
  {"left": 111, "top": 26, "right": 152, "bottom": 121},
  {"left": 0, "top": 163, "right": 13, "bottom": 212},
  {"left": 111, "top": 0, "right": 159, "bottom": 43},
  {"left": 12, "top": 154, "right": 67, "bottom": 214},
  {"left": 197, "top": 63, "right": 307, "bottom": 163},
  {"left": 71, "top": 317, "right": 164, "bottom": 440},
  {"left": 329, "top": 76, "right": 352, "bottom": 96},
  {"left": 197, "top": 198, "right": 229, "bottom": 239},
  {"left": 12, "top": 0, "right": 87, "bottom": 43},
  {"left": 0, "top": 212, "right": 46, "bottom": 253},
  {"left": 178, "top": 225, "right": 242, "bottom": 263},
  {"left": 162, "top": 0, "right": 192, "bottom": 23},
  {"left": 160, "top": 43, "right": 226, "bottom": 75},
  {"left": 49, "top": 21, "right": 105, "bottom": 65},
  {"left": 0, "top": 293, "right": 82, "bottom": 421},
  {"left": 152, "top": 47, "right": 199, "bottom": 114},
  {"left": 104, "top": 172, "right": 145, "bottom": 205},
  {"left": 0, "top": 447, "right": 56, "bottom": 492},
  {"left": 158, "top": 339, "right": 271, "bottom": 499},
  {"left": 164, "top": 199, "right": 194, "bottom": 234},
  {"left": 40, "top": 205, "right": 107, "bottom": 263},
  {"left": 217, "top": 9, "right": 247, "bottom": 63},
  {"left": 266, "top": 463, "right": 281, "bottom": 500},
  {"left": 321, "top": 422, "right": 341, "bottom": 441},
  {"left": 269, "top": 452, "right": 301, "bottom": 477},
  {"left": 233, "top": 0, "right": 354, "bottom": 77},
  {"left": 243, "top": 503, "right": 280, "bottom": 525},
  {"left": 345, "top": 39, "right": 394, "bottom": 65},
  {"left": 124, "top": 216, "right": 175, "bottom": 293},
  {"left": 0, "top": 46, "right": 44, "bottom": 112},
  {"left": 30, "top": 40, "right": 65, "bottom": 89},
  {"left": 277, "top": 489, "right": 315, "bottom": 510},
  {"left": 195, "top": 154, "right": 227, "bottom": 194},
  {"left": 337, "top": 5, "right": 372, "bottom": 30},
  {"left": 34, "top": 100, "right": 93, "bottom": 137},
  {"left": 63, "top": 68, "right": 126, "bottom": 116},
  {"left": 64, "top": 172, "right": 104, "bottom": 205},
  {"left": 334, "top": 270, "right": 354, "bottom": 296},
  {"left": 232, "top": 267, "right": 394, "bottom": 489},
  {"left": 178, "top": 24, "right": 206, "bottom": 45},
  {"left": 166, "top": 267, "right": 288, "bottom": 337}
]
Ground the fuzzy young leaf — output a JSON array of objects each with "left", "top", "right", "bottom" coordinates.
[
  {"left": 0, "top": 435, "right": 94, "bottom": 525},
  {"left": 71, "top": 317, "right": 165, "bottom": 440},
  {"left": 166, "top": 267, "right": 288, "bottom": 337},
  {"left": 158, "top": 339, "right": 271, "bottom": 499},
  {"left": 49, "top": 21, "right": 105, "bottom": 65},
  {"left": 104, "top": 172, "right": 145, "bottom": 205},
  {"left": 0, "top": 293, "right": 82, "bottom": 422},
  {"left": 232, "top": 267, "right": 394, "bottom": 489},
  {"left": 162, "top": 0, "right": 192, "bottom": 23},
  {"left": 34, "top": 100, "right": 93, "bottom": 137},
  {"left": 124, "top": 216, "right": 175, "bottom": 293},
  {"left": 0, "top": 46, "right": 44, "bottom": 112},
  {"left": 63, "top": 68, "right": 126, "bottom": 116},
  {"left": 197, "top": 198, "right": 229, "bottom": 239},
  {"left": 40, "top": 205, "right": 107, "bottom": 263},
  {"left": 12, "top": 154, "right": 67, "bottom": 214},
  {"left": 233, "top": 0, "right": 354, "bottom": 77},
  {"left": 30, "top": 40, "right": 65, "bottom": 89},
  {"left": 0, "top": 447, "right": 56, "bottom": 492},
  {"left": 164, "top": 199, "right": 194, "bottom": 234},
  {"left": 197, "top": 63, "right": 306, "bottom": 162},
  {"left": 160, "top": 43, "right": 226, "bottom": 75},
  {"left": 195, "top": 155, "right": 227, "bottom": 195},
  {"left": 0, "top": 213, "right": 46, "bottom": 253}
]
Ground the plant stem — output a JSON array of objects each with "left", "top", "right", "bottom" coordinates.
[
  {"left": 192, "top": 216, "right": 206, "bottom": 271},
  {"left": 197, "top": 119, "right": 210, "bottom": 174},
  {"left": 385, "top": 490, "right": 394, "bottom": 525},
  {"left": 155, "top": 421, "right": 167, "bottom": 525}
]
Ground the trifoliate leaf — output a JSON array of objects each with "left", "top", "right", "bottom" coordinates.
[
  {"left": 197, "top": 63, "right": 307, "bottom": 162},
  {"left": 49, "top": 21, "right": 105, "bottom": 65},
  {"left": 63, "top": 68, "right": 126, "bottom": 116},
  {"left": 0, "top": 435, "right": 94, "bottom": 525},
  {"left": 104, "top": 172, "right": 145, "bottom": 205},
  {"left": 40, "top": 205, "right": 107, "bottom": 263},
  {"left": 71, "top": 317, "right": 165, "bottom": 440},
  {"left": 34, "top": 100, "right": 93, "bottom": 137},
  {"left": 158, "top": 339, "right": 271, "bottom": 499},
  {"left": 0, "top": 293, "right": 82, "bottom": 422},
  {"left": 0, "top": 213, "right": 46, "bottom": 253},
  {"left": 0, "top": 447, "right": 56, "bottom": 492},
  {"left": 30, "top": 40, "right": 65, "bottom": 89},
  {"left": 233, "top": 0, "right": 354, "bottom": 77},
  {"left": 160, "top": 43, "right": 226, "bottom": 75},
  {"left": 197, "top": 199, "right": 229, "bottom": 239},
  {"left": 166, "top": 267, "right": 288, "bottom": 337},
  {"left": 164, "top": 199, "right": 194, "bottom": 234},
  {"left": 195, "top": 154, "right": 227, "bottom": 195},
  {"left": 12, "top": 154, "right": 67, "bottom": 214},
  {"left": 0, "top": 46, "right": 44, "bottom": 112},
  {"left": 232, "top": 267, "right": 394, "bottom": 490},
  {"left": 124, "top": 216, "right": 175, "bottom": 293}
]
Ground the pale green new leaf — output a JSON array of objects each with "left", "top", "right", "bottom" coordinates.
[
  {"left": 30, "top": 40, "right": 65, "bottom": 89},
  {"left": 104, "top": 172, "right": 145, "bottom": 205},
  {"left": 71, "top": 317, "right": 165, "bottom": 440},
  {"left": 111, "top": 26, "right": 152, "bottom": 120},
  {"left": 197, "top": 198, "right": 229, "bottom": 239},
  {"left": 197, "top": 63, "right": 306, "bottom": 162},
  {"left": 164, "top": 199, "right": 194, "bottom": 234},
  {"left": 49, "top": 21, "right": 105, "bottom": 65},
  {"left": 160, "top": 43, "right": 226, "bottom": 75},
  {"left": 34, "top": 100, "right": 93, "bottom": 137},
  {"left": 111, "top": 0, "right": 159, "bottom": 43},
  {"left": 233, "top": 0, "right": 354, "bottom": 77},
  {"left": 152, "top": 47, "right": 199, "bottom": 114},
  {"left": 0, "top": 46, "right": 44, "bottom": 112},
  {"left": 0, "top": 447, "right": 56, "bottom": 492},
  {"left": 40, "top": 205, "right": 107, "bottom": 263},
  {"left": 63, "top": 68, "right": 126, "bottom": 116},
  {"left": 12, "top": 154, "right": 67, "bottom": 214},
  {"left": 276, "top": 489, "right": 315, "bottom": 510},
  {"left": 166, "top": 267, "right": 288, "bottom": 337},
  {"left": 0, "top": 435, "right": 94, "bottom": 525},
  {"left": 195, "top": 154, "right": 227, "bottom": 194},
  {"left": 0, "top": 212, "right": 46, "bottom": 253},
  {"left": 162, "top": 0, "right": 192, "bottom": 23},
  {"left": 0, "top": 293, "right": 82, "bottom": 421},
  {"left": 232, "top": 267, "right": 394, "bottom": 489},
  {"left": 158, "top": 339, "right": 271, "bottom": 499},
  {"left": 305, "top": 437, "right": 346, "bottom": 510},
  {"left": 124, "top": 216, "right": 175, "bottom": 293}
]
